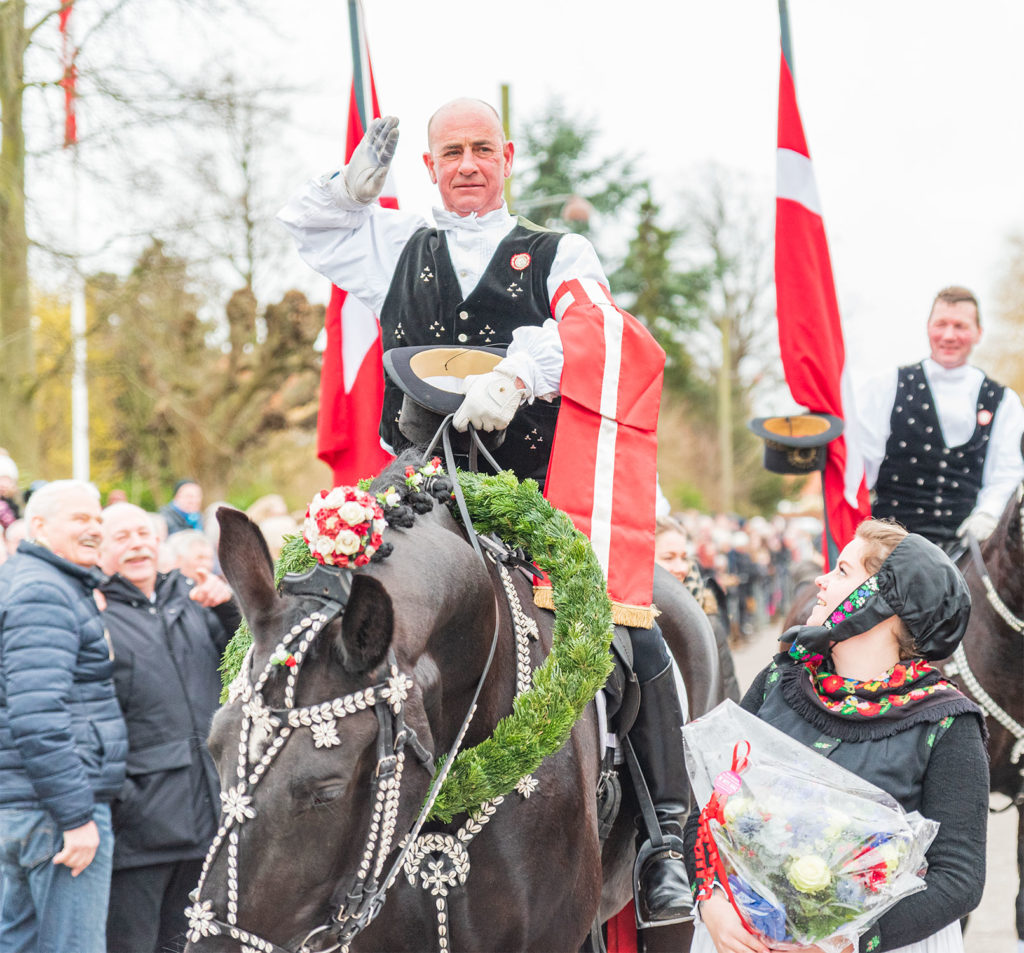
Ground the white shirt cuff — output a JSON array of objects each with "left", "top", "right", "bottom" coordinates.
[{"left": 502, "top": 321, "right": 564, "bottom": 400}]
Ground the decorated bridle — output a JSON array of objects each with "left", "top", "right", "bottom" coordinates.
[
  {"left": 963, "top": 484, "right": 1024, "bottom": 635},
  {"left": 187, "top": 469, "right": 503, "bottom": 953}
]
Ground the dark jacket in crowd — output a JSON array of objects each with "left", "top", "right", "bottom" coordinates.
[
  {"left": 158, "top": 502, "right": 202, "bottom": 536},
  {"left": 100, "top": 569, "right": 237, "bottom": 870},
  {"left": 0, "top": 541, "right": 128, "bottom": 829}
]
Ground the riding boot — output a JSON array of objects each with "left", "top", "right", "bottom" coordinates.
[{"left": 629, "top": 660, "right": 695, "bottom": 929}]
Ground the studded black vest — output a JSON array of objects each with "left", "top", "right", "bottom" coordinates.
[
  {"left": 873, "top": 363, "right": 1004, "bottom": 544},
  {"left": 379, "top": 221, "right": 562, "bottom": 482}
]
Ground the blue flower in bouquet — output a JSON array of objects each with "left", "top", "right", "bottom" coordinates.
[
  {"left": 836, "top": 877, "right": 868, "bottom": 906},
  {"left": 728, "top": 874, "right": 789, "bottom": 942},
  {"left": 791, "top": 817, "right": 827, "bottom": 849},
  {"left": 736, "top": 813, "right": 764, "bottom": 838}
]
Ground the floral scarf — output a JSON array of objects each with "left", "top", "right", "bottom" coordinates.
[{"left": 780, "top": 576, "right": 978, "bottom": 737}]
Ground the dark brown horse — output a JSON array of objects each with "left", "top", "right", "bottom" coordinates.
[
  {"left": 184, "top": 462, "right": 722, "bottom": 953},
  {"left": 939, "top": 480, "right": 1024, "bottom": 940}
]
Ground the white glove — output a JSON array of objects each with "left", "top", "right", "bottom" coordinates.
[
  {"left": 452, "top": 368, "right": 527, "bottom": 433},
  {"left": 343, "top": 116, "right": 399, "bottom": 205},
  {"left": 956, "top": 510, "right": 998, "bottom": 543}
]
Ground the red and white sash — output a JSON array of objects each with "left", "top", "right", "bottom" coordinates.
[{"left": 538, "top": 279, "right": 665, "bottom": 627}]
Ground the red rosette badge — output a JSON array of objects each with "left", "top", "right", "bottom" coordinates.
[
  {"left": 510, "top": 252, "right": 531, "bottom": 271},
  {"left": 302, "top": 486, "right": 387, "bottom": 569}
]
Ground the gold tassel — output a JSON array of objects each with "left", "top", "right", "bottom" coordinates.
[
  {"left": 533, "top": 586, "right": 657, "bottom": 629},
  {"left": 610, "top": 603, "right": 657, "bottom": 628},
  {"left": 533, "top": 586, "right": 556, "bottom": 612}
]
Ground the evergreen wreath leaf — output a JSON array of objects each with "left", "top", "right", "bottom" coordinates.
[
  {"left": 429, "top": 471, "right": 613, "bottom": 821},
  {"left": 217, "top": 470, "right": 615, "bottom": 822}
]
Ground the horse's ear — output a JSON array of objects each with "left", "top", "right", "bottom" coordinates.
[
  {"left": 217, "top": 507, "right": 277, "bottom": 619},
  {"left": 337, "top": 574, "right": 393, "bottom": 675}
]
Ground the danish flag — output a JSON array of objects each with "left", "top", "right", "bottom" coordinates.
[
  {"left": 775, "top": 46, "right": 870, "bottom": 562},
  {"left": 543, "top": 278, "right": 664, "bottom": 624},
  {"left": 317, "top": 1, "right": 396, "bottom": 484}
]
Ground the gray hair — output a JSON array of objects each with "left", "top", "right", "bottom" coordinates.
[
  {"left": 24, "top": 479, "right": 100, "bottom": 523},
  {"left": 164, "top": 529, "right": 213, "bottom": 560}
]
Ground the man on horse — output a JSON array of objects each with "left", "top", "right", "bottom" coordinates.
[
  {"left": 853, "top": 285, "right": 1024, "bottom": 549},
  {"left": 278, "top": 97, "right": 693, "bottom": 927}
]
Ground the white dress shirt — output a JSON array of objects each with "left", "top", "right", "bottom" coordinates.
[
  {"left": 277, "top": 175, "right": 609, "bottom": 399},
  {"left": 854, "top": 356, "right": 1024, "bottom": 521}
]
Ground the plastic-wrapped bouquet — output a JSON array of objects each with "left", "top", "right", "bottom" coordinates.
[{"left": 682, "top": 701, "right": 938, "bottom": 952}]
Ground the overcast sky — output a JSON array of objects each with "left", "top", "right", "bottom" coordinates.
[{"left": 142, "top": 0, "right": 1012, "bottom": 410}]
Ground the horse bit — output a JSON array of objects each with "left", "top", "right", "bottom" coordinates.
[
  {"left": 185, "top": 502, "right": 540, "bottom": 951},
  {"left": 945, "top": 485, "right": 1024, "bottom": 780}
]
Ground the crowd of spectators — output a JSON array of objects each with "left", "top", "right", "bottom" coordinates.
[
  {"left": 0, "top": 455, "right": 303, "bottom": 953},
  {"left": 0, "top": 464, "right": 302, "bottom": 580},
  {"left": 661, "top": 508, "right": 825, "bottom": 645}
]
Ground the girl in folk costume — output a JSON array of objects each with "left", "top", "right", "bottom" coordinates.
[{"left": 685, "top": 519, "right": 988, "bottom": 953}]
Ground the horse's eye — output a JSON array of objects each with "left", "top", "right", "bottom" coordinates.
[
  {"left": 310, "top": 783, "right": 345, "bottom": 808},
  {"left": 289, "top": 775, "right": 348, "bottom": 811}
]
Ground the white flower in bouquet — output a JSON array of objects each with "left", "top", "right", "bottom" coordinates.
[
  {"left": 335, "top": 529, "right": 362, "bottom": 555},
  {"left": 337, "top": 500, "right": 369, "bottom": 526},
  {"left": 324, "top": 487, "right": 348, "bottom": 508},
  {"left": 788, "top": 855, "right": 832, "bottom": 894}
]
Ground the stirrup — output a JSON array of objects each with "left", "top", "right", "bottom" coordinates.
[{"left": 633, "top": 833, "right": 695, "bottom": 929}]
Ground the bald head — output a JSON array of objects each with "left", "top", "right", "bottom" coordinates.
[
  {"left": 101, "top": 501, "right": 159, "bottom": 595},
  {"left": 426, "top": 98, "right": 504, "bottom": 150}
]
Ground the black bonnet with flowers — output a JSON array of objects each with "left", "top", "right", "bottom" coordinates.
[{"left": 784, "top": 533, "right": 971, "bottom": 663}]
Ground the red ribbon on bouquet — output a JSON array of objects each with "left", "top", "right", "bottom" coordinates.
[{"left": 693, "top": 741, "right": 758, "bottom": 935}]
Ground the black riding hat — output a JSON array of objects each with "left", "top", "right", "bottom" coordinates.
[
  {"left": 785, "top": 532, "right": 971, "bottom": 662},
  {"left": 748, "top": 413, "right": 844, "bottom": 474},
  {"left": 383, "top": 345, "right": 508, "bottom": 449}
]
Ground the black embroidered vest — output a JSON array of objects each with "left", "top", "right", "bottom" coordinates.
[
  {"left": 873, "top": 362, "right": 1004, "bottom": 544},
  {"left": 378, "top": 221, "right": 563, "bottom": 482}
]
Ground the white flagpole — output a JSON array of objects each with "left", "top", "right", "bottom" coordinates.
[
  {"left": 65, "top": 3, "right": 89, "bottom": 482},
  {"left": 70, "top": 252, "right": 89, "bottom": 481}
]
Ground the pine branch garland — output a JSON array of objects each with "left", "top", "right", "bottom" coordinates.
[{"left": 217, "top": 470, "right": 615, "bottom": 823}]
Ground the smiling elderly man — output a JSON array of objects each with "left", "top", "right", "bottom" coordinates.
[{"left": 0, "top": 479, "right": 128, "bottom": 953}]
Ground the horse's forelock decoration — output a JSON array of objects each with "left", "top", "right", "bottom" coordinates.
[{"left": 303, "top": 487, "right": 387, "bottom": 569}]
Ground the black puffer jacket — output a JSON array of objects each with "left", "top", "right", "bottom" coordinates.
[
  {"left": 101, "top": 570, "right": 237, "bottom": 869},
  {"left": 0, "top": 542, "right": 128, "bottom": 829}
]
